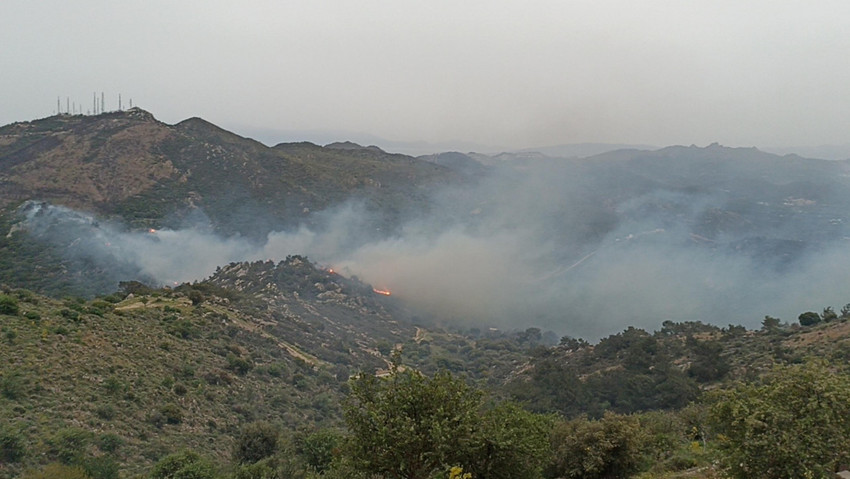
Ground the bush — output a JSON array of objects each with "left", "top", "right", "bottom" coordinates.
[
  {"left": 51, "top": 428, "right": 92, "bottom": 465},
  {"left": 160, "top": 403, "right": 183, "bottom": 425},
  {"left": 297, "top": 429, "right": 341, "bottom": 473},
  {"left": 546, "top": 412, "right": 646, "bottom": 479},
  {"left": 0, "top": 369, "right": 26, "bottom": 399},
  {"left": 227, "top": 353, "right": 254, "bottom": 375},
  {"left": 0, "top": 294, "right": 19, "bottom": 315},
  {"left": 150, "top": 450, "right": 218, "bottom": 479},
  {"left": 234, "top": 421, "right": 280, "bottom": 464},
  {"left": 20, "top": 463, "right": 91, "bottom": 479},
  {"left": 233, "top": 458, "right": 279, "bottom": 479},
  {"left": 798, "top": 311, "right": 821, "bottom": 326},
  {"left": 0, "top": 426, "right": 25, "bottom": 463},
  {"left": 81, "top": 455, "right": 119, "bottom": 479},
  {"left": 97, "top": 433, "right": 123, "bottom": 453},
  {"left": 710, "top": 361, "right": 850, "bottom": 478}
]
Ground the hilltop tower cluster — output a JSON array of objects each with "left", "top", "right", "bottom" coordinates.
[{"left": 55, "top": 92, "right": 133, "bottom": 116}]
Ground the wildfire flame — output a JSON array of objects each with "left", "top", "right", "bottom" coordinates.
[
  {"left": 148, "top": 228, "right": 157, "bottom": 234},
  {"left": 328, "top": 268, "right": 335, "bottom": 274},
  {"left": 372, "top": 288, "right": 391, "bottom": 296}
]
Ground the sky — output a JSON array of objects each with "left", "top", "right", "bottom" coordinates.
[{"left": 2, "top": 1, "right": 850, "bottom": 152}]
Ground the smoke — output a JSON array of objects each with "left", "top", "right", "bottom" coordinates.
[{"left": 17, "top": 155, "right": 850, "bottom": 340}]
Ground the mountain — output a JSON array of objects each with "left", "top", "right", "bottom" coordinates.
[
  {"left": 0, "top": 110, "right": 460, "bottom": 297},
  {"left": 0, "top": 109, "right": 456, "bottom": 237}
]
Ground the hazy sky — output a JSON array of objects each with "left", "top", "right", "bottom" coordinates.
[{"left": 3, "top": 1, "right": 850, "bottom": 151}]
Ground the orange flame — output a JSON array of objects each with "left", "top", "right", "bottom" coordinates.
[
  {"left": 148, "top": 228, "right": 157, "bottom": 233},
  {"left": 372, "top": 288, "right": 391, "bottom": 296}
]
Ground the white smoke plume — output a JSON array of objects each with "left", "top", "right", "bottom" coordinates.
[{"left": 17, "top": 156, "right": 850, "bottom": 340}]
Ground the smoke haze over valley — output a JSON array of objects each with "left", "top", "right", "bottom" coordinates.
[{"left": 16, "top": 141, "right": 850, "bottom": 339}]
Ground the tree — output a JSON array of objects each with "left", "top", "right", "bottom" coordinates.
[
  {"left": 709, "top": 361, "right": 850, "bottom": 479},
  {"left": 760, "top": 315, "right": 780, "bottom": 331},
  {"left": 546, "top": 412, "right": 646, "bottom": 479},
  {"left": 0, "top": 294, "right": 19, "bottom": 315},
  {"left": 822, "top": 306, "right": 838, "bottom": 322},
  {"left": 341, "top": 366, "right": 551, "bottom": 479},
  {"left": 150, "top": 450, "right": 218, "bottom": 479},
  {"left": 343, "top": 368, "right": 481, "bottom": 479},
  {"left": 233, "top": 421, "right": 279, "bottom": 464},
  {"left": 466, "top": 402, "right": 552, "bottom": 479},
  {"left": 296, "top": 429, "right": 342, "bottom": 473},
  {"left": 798, "top": 311, "right": 821, "bottom": 326}
]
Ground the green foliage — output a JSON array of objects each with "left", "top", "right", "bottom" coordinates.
[
  {"left": 467, "top": 401, "right": 553, "bottom": 479},
  {"left": 232, "top": 458, "right": 280, "bottom": 479},
  {"left": 0, "top": 294, "right": 19, "bottom": 315},
  {"left": 342, "top": 367, "right": 551, "bottom": 479},
  {"left": 546, "top": 412, "right": 646, "bottom": 479},
  {"left": 709, "top": 361, "right": 850, "bottom": 478},
  {"left": 822, "top": 306, "right": 838, "bottom": 322},
  {"left": 343, "top": 368, "right": 482, "bottom": 479},
  {"left": 160, "top": 403, "right": 183, "bottom": 425},
  {"left": 81, "top": 455, "right": 120, "bottom": 479},
  {"left": 227, "top": 353, "right": 254, "bottom": 375},
  {"left": 233, "top": 421, "right": 280, "bottom": 465},
  {"left": 511, "top": 326, "right": 700, "bottom": 418},
  {"left": 20, "top": 463, "right": 91, "bottom": 479},
  {"left": 296, "top": 429, "right": 341, "bottom": 473},
  {"left": 150, "top": 450, "right": 218, "bottom": 479},
  {"left": 0, "top": 368, "right": 26, "bottom": 399},
  {"left": 97, "top": 433, "right": 123, "bottom": 453},
  {"left": 798, "top": 311, "right": 821, "bottom": 326},
  {"left": 0, "top": 425, "right": 25, "bottom": 463},
  {"left": 51, "top": 427, "right": 92, "bottom": 465},
  {"left": 686, "top": 337, "right": 729, "bottom": 383}
]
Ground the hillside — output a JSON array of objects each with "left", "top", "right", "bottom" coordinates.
[
  {"left": 0, "top": 109, "right": 454, "bottom": 236},
  {"left": 0, "top": 257, "right": 533, "bottom": 478},
  {"left": 0, "top": 110, "right": 458, "bottom": 297}
]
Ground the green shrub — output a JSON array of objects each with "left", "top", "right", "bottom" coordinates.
[
  {"left": 297, "top": 429, "right": 341, "bottom": 473},
  {"left": 234, "top": 421, "right": 280, "bottom": 464},
  {"left": 21, "top": 463, "right": 91, "bottom": 479},
  {"left": 95, "top": 404, "right": 116, "bottom": 420},
  {"left": 0, "top": 294, "right": 19, "bottom": 315},
  {"left": 0, "top": 426, "right": 25, "bottom": 463},
  {"left": 97, "top": 433, "right": 123, "bottom": 453},
  {"left": 233, "top": 459, "right": 279, "bottom": 479},
  {"left": 160, "top": 403, "right": 183, "bottom": 425},
  {"left": 51, "top": 427, "right": 92, "bottom": 465},
  {"left": 150, "top": 450, "right": 218, "bottom": 479},
  {"left": 227, "top": 354, "right": 254, "bottom": 375},
  {"left": 0, "top": 369, "right": 25, "bottom": 400},
  {"left": 546, "top": 412, "right": 646, "bottom": 479},
  {"left": 81, "top": 455, "right": 119, "bottom": 479}
]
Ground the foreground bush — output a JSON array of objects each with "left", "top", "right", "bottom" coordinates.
[{"left": 710, "top": 361, "right": 850, "bottom": 479}]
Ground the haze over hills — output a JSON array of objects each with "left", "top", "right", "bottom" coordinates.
[
  {"left": 6, "top": 110, "right": 850, "bottom": 479},
  {"left": 3, "top": 110, "right": 850, "bottom": 339}
]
